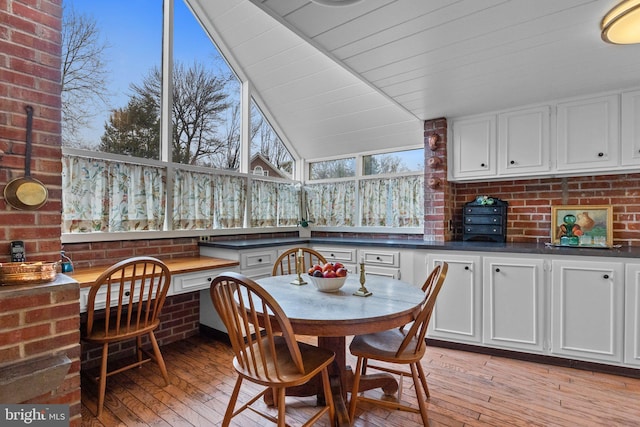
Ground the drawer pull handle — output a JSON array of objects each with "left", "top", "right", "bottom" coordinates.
[
  {"left": 207, "top": 277, "right": 212, "bottom": 282},
  {"left": 603, "top": 274, "right": 610, "bottom": 279},
  {"left": 598, "top": 152, "right": 604, "bottom": 157},
  {"left": 376, "top": 256, "right": 381, "bottom": 260},
  {"left": 330, "top": 254, "right": 335, "bottom": 257},
  {"left": 257, "top": 258, "right": 262, "bottom": 263}
]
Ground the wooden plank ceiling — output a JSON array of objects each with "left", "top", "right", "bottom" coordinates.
[{"left": 189, "top": 0, "right": 640, "bottom": 161}]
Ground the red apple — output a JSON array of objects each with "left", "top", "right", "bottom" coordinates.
[{"left": 335, "top": 267, "right": 347, "bottom": 277}]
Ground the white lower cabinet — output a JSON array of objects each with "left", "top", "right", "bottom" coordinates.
[
  {"left": 625, "top": 263, "right": 640, "bottom": 366},
  {"left": 550, "top": 259, "right": 624, "bottom": 363},
  {"left": 427, "top": 253, "right": 482, "bottom": 344},
  {"left": 482, "top": 257, "right": 545, "bottom": 353}
]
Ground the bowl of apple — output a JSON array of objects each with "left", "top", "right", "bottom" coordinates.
[{"left": 307, "top": 262, "right": 348, "bottom": 292}]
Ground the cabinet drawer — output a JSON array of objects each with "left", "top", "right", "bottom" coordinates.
[
  {"left": 464, "top": 206, "right": 503, "bottom": 215},
  {"left": 465, "top": 225, "right": 503, "bottom": 235},
  {"left": 240, "top": 250, "right": 276, "bottom": 270},
  {"left": 173, "top": 269, "right": 227, "bottom": 294},
  {"left": 80, "top": 282, "right": 147, "bottom": 313},
  {"left": 465, "top": 215, "right": 503, "bottom": 225},
  {"left": 360, "top": 250, "right": 400, "bottom": 268},
  {"left": 315, "top": 247, "right": 356, "bottom": 263}
]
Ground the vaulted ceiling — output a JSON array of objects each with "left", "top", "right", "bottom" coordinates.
[{"left": 189, "top": 0, "right": 640, "bottom": 161}]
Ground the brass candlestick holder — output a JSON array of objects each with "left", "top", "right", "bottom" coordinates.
[
  {"left": 353, "top": 262, "right": 372, "bottom": 297},
  {"left": 290, "top": 252, "right": 307, "bottom": 285}
]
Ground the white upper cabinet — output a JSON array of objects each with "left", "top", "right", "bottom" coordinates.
[
  {"left": 498, "top": 106, "right": 550, "bottom": 176},
  {"left": 556, "top": 94, "right": 619, "bottom": 172},
  {"left": 621, "top": 89, "right": 640, "bottom": 166},
  {"left": 450, "top": 115, "right": 496, "bottom": 179}
]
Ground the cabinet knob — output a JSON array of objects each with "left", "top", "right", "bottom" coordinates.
[
  {"left": 480, "top": 163, "right": 486, "bottom": 167},
  {"left": 510, "top": 160, "right": 515, "bottom": 165},
  {"left": 376, "top": 256, "right": 381, "bottom": 260},
  {"left": 603, "top": 274, "right": 610, "bottom": 279},
  {"left": 495, "top": 268, "right": 500, "bottom": 273},
  {"left": 207, "top": 277, "right": 212, "bottom": 282},
  {"left": 464, "top": 266, "right": 470, "bottom": 270},
  {"left": 597, "top": 152, "right": 604, "bottom": 157},
  {"left": 257, "top": 258, "right": 262, "bottom": 263},
  {"left": 125, "top": 291, "right": 130, "bottom": 297}
]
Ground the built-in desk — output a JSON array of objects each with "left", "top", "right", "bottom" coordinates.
[{"left": 70, "top": 256, "right": 238, "bottom": 312}]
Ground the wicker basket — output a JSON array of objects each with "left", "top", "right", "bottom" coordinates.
[{"left": 0, "top": 261, "right": 59, "bottom": 286}]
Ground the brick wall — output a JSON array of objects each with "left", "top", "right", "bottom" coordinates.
[
  {"left": 454, "top": 174, "right": 640, "bottom": 246},
  {"left": 80, "top": 292, "right": 200, "bottom": 370},
  {"left": 0, "top": 281, "right": 81, "bottom": 424},
  {"left": 1, "top": 0, "right": 63, "bottom": 264},
  {"left": 424, "top": 118, "right": 452, "bottom": 242}
]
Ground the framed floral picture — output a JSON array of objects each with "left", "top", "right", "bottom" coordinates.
[{"left": 551, "top": 205, "right": 613, "bottom": 247}]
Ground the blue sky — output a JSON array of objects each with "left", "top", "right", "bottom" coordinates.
[{"left": 67, "top": 0, "right": 228, "bottom": 146}]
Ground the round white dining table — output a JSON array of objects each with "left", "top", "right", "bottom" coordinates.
[{"left": 255, "top": 273, "right": 425, "bottom": 426}]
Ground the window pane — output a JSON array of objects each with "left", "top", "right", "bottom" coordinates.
[
  {"left": 309, "top": 158, "right": 356, "bottom": 180},
  {"left": 174, "top": 0, "right": 241, "bottom": 167},
  {"left": 363, "top": 148, "right": 424, "bottom": 175},
  {"left": 250, "top": 101, "right": 294, "bottom": 178},
  {"left": 61, "top": 0, "right": 162, "bottom": 160}
]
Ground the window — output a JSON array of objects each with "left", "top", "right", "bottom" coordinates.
[
  {"left": 363, "top": 148, "right": 424, "bottom": 175},
  {"left": 309, "top": 158, "right": 356, "bottom": 180},
  {"left": 306, "top": 148, "right": 424, "bottom": 229},
  {"left": 61, "top": 0, "right": 299, "bottom": 236},
  {"left": 61, "top": 0, "right": 163, "bottom": 159},
  {"left": 250, "top": 101, "right": 294, "bottom": 178}
]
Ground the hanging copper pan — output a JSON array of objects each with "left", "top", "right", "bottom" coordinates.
[{"left": 3, "top": 105, "right": 48, "bottom": 210}]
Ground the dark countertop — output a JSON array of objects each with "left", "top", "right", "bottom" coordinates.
[{"left": 200, "top": 237, "right": 640, "bottom": 259}]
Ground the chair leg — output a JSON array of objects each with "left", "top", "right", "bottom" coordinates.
[
  {"left": 223, "top": 376, "right": 243, "bottom": 427},
  {"left": 96, "top": 342, "right": 109, "bottom": 417},
  {"left": 148, "top": 331, "right": 169, "bottom": 385},
  {"left": 348, "top": 356, "right": 364, "bottom": 426},
  {"left": 321, "top": 367, "right": 335, "bottom": 424},
  {"left": 410, "top": 363, "right": 429, "bottom": 426},
  {"left": 416, "top": 361, "right": 430, "bottom": 399},
  {"left": 136, "top": 336, "right": 143, "bottom": 364},
  {"left": 276, "top": 387, "right": 286, "bottom": 427}
]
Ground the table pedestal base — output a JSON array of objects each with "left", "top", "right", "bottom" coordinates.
[{"left": 264, "top": 336, "right": 399, "bottom": 427}]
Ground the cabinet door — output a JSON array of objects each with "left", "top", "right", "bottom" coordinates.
[
  {"left": 498, "top": 106, "right": 550, "bottom": 175},
  {"left": 556, "top": 94, "right": 619, "bottom": 171},
  {"left": 621, "top": 89, "right": 640, "bottom": 166},
  {"left": 483, "top": 257, "right": 545, "bottom": 353},
  {"left": 427, "top": 254, "right": 482, "bottom": 343},
  {"left": 550, "top": 259, "right": 623, "bottom": 363},
  {"left": 624, "top": 263, "right": 640, "bottom": 366},
  {"left": 450, "top": 115, "right": 496, "bottom": 180}
]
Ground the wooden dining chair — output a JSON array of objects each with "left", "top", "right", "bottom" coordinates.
[
  {"left": 210, "top": 272, "right": 335, "bottom": 427},
  {"left": 82, "top": 257, "right": 172, "bottom": 417},
  {"left": 348, "top": 262, "right": 448, "bottom": 426},
  {"left": 271, "top": 247, "right": 327, "bottom": 276}
]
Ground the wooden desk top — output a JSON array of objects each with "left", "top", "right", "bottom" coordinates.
[
  {"left": 256, "top": 274, "right": 424, "bottom": 337},
  {"left": 69, "top": 256, "right": 238, "bottom": 288}
]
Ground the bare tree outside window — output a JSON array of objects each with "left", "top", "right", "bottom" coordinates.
[{"left": 61, "top": 5, "right": 111, "bottom": 147}]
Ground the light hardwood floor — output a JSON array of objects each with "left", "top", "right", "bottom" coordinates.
[{"left": 81, "top": 334, "right": 640, "bottom": 426}]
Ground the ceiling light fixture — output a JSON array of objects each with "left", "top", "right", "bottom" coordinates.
[
  {"left": 310, "top": 0, "right": 363, "bottom": 7},
  {"left": 601, "top": 0, "right": 640, "bottom": 44}
]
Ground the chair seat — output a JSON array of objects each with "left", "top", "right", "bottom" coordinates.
[
  {"left": 234, "top": 336, "right": 335, "bottom": 387},
  {"left": 84, "top": 319, "right": 160, "bottom": 343},
  {"left": 350, "top": 329, "right": 425, "bottom": 364}
]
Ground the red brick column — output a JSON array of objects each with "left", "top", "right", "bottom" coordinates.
[{"left": 424, "top": 118, "right": 453, "bottom": 241}]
